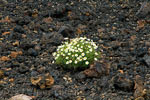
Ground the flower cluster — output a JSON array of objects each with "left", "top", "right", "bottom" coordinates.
[{"left": 52, "top": 37, "right": 100, "bottom": 69}]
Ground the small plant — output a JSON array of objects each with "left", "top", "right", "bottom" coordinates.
[{"left": 52, "top": 37, "right": 100, "bottom": 69}]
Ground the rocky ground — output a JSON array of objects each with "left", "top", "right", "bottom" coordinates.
[{"left": 1, "top": 0, "right": 150, "bottom": 100}]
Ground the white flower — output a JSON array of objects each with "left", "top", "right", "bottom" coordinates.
[
  {"left": 94, "top": 58, "right": 98, "bottom": 61},
  {"left": 89, "top": 49, "right": 93, "bottom": 52},
  {"left": 70, "top": 46, "right": 74, "bottom": 49},
  {"left": 81, "top": 53, "right": 85, "bottom": 56},
  {"left": 88, "top": 46, "right": 91, "bottom": 48},
  {"left": 66, "top": 61, "right": 69, "bottom": 64},
  {"left": 80, "top": 37, "right": 86, "bottom": 40},
  {"left": 77, "top": 57, "right": 80, "bottom": 60},
  {"left": 74, "top": 60, "right": 78, "bottom": 64},
  {"left": 78, "top": 48, "right": 83, "bottom": 52},
  {"left": 95, "top": 52, "right": 98, "bottom": 55},
  {"left": 79, "top": 58, "right": 82, "bottom": 61},
  {"left": 77, "top": 57, "right": 82, "bottom": 61},
  {"left": 64, "top": 38, "right": 69, "bottom": 40},
  {"left": 68, "top": 53, "right": 71, "bottom": 55},
  {"left": 87, "top": 38, "right": 90, "bottom": 41},
  {"left": 94, "top": 46, "right": 98, "bottom": 49},
  {"left": 86, "top": 51, "right": 89, "bottom": 53},
  {"left": 85, "top": 41, "right": 89, "bottom": 44},
  {"left": 73, "top": 41, "right": 77, "bottom": 45},
  {"left": 80, "top": 37, "right": 83, "bottom": 39},
  {"left": 66, "top": 56, "right": 69, "bottom": 59},
  {"left": 70, "top": 49, "right": 74, "bottom": 52},
  {"left": 80, "top": 39, "right": 84, "bottom": 42},
  {"left": 80, "top": 46, "right": 83, "bottom": 48},
  {"left": 52, "top": 61, "right": 55, "bottom": 63},
  {"left": 75, "top": 54, "right": 78, "bottom": 57},
  {"left": 91, "top": 42, "right": 96, "bottom": 46},
  {"left": 65, "top": 42, "right": 69, "bottom": 45},
  {"left": 60, "top": 49, "right": 63, "bottom": 51},
  {"left": 74, "top": 47, "right": 77, "bottom": 49},
  {"left": 52, "top": 52, "right": 56, "bottom": 56},
  {"left": 75, "top": 50, "right": 78, "bottom": 52},
  {"left": 56, "top": 48, "right": 60, "bottom": 51},
  {"left": 83, "top": 57, "right": 87, "bottom": 60},
  {"left": 65, "top": 49, "right": 68, "bottom": 53},
  {"left": 69, "top": 60, "right": 72, "bottom": 63},
  {"left": 58, "top": 45, "right": 63, "bottom": 49},
  {"left": 85, "top": 61, "right": 89, "bottom": 65},
  {"left": 61, "top": 52, "right": 65, "bottom": 56},
  {"left": 56, "top": 54, "right": 60, "bottom": 57}
]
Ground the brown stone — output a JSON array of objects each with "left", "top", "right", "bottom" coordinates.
[
  {"left": 10, "top": 51, "right": 23, "bottom": 58},
  {"left": 31, "top": 73, "right": 54, "bottom": 89},
  {"left": 0, "top": 70, "right": 4, "bottom": 79},
  {"left": 0, "top": 56, "right": 10, "bottom": 61},
  {"left": 83, "top": 60, "right": 110, "bottom": 78},
  {"left": 42, "top": 17, "right": 53, "bottom": 24},
  {"left": 134, "top": 75, "right": 146, "bottom": 99},
  {"left": 2, "top": 32, "right": 11, "bottom": 36}
]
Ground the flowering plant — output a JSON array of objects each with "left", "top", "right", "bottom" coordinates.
[{"left": 52, "top": 37, "right": 100, "bottom": 69}]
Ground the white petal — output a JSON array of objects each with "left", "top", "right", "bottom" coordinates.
[
  {"left": 74, "top": 60, "right": 78, "bottom": 64},
  {"left": 85, "top": 61, "right": 89, "bottom": 65},
  {"left": 94, "top": 58, "right": 98, "bottom": 61}
]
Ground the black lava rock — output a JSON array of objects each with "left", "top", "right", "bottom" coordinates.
[
  {"left": 136, "top": 2, "right": 150, "bottom": 18},
  {"left": 143, "top": 55, "right": 150, "bottom": 67},
  {"left": 58, "top": 25, "right": 75, "bottom": 38},
  {"left": 113, "top": 73, "right": 134, "bottom": 92},
  {"left": 13, "top": 25, "right": 25, "bottom": 33},
  {"left": 42, "top": 32, "right": 64, "bottom": 46},
  {"left": 20, "top": 40, "right": 35, "bottom": 50},
  {"left": 27, "top": 48, "right": 38, "bottom": 57},
  {"left": 75, "top": 72, "right": 86, "bottom": 80},
  {"left": 131, "top": 48, "right": 147, "bottom": 57},
  {"left": 15, "top": 16, "right": 31, "bottom": 26},
  {"left": 18, "top": 64, "right": 29, "bottom": 74}
]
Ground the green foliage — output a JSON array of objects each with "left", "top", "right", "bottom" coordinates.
[{"left": 52, "top": 37, "right": 100, "bottom": 69}]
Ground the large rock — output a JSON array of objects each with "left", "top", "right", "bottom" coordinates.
[
  {"left": 9, "top": 94, "right": 33, "bottom": 100},
  {"left": 143, "top": 55, "right": 150, "bottom": 67},
  {"left": 136, "top": 2, "right": 150, "bottom": 18},
  {"left": 58, "top": 25, "right": 75, "bottom": 38},
  {"left": 41, "top": 32, "right": 64, "bottom": 46},
  {"left": 134, "top": 75, "right": 145, "bottom": 99},
  {"left": 113, "top": 73, "right": 134, "bottom": 92},
  {"left": 83, "top": 60, "right": 110, "bottom": 78}
]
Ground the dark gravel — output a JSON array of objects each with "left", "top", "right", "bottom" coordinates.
[{"left": 1, "top": 0, "right": 150, "bottom": 100}]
